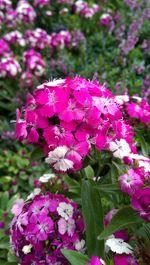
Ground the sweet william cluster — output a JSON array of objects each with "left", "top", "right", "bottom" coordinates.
[
  {"left": 11, "top": 192, "right": 84, "bottom": 265},
  {"left": 16, "top": 77, "right": 137, "bottom": 173}
]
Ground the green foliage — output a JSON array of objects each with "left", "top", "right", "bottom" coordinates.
[
  {"left": 61, "top": 249, "right": 90, "bottom": 265},
  {"left": 98, "top": 206, "right": 142, "bottom": 240},
  {"left": 81, "top": 180, "right": 104, "bottom": 258}
]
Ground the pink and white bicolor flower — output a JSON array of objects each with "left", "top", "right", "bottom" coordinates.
[{"left": 45, "top": 146, "right": 74, "bottom": 172}]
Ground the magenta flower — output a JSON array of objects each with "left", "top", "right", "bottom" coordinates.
[
  {"left": 15, "top": 77, "right": 138, "bottom": 172},
  {"left": 119, "top": 168, "right": 144, "bottom": 196},
  {"left": 86, "top": 256, "right": 103, "bottom": 265},
  {"left": 0, "top": 39, "right": 11, "bottom": 56},
  {"left": 114, "top": 254, "right": 138, "bottom": 265},
  {"left": 28, "top": 216, "right": 54, "bottom": 241},
  {"left": 15, "top": 109, "right": 27, "bottom": 141},
  {"left": 131, "top": 188, "right": 150, "bottom": 221},
  {"left": 99, "top": 14, "right": 112, "bottom": 26}
]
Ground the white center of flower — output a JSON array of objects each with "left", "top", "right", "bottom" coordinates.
[{"left": 22, "top": 244, "right": 32, "bottom": 254}]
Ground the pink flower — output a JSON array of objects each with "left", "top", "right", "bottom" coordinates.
[
  {"left": 131, "top": 188, "right": 150, "bottom": 221},
  {"left": 119, "top": 168, "right": 144, "bottom": 196},
  {"left": 11, "top": 199, "right": 24, "bottom": 216},
  {"left": 99, "top": 14, "right": 112, "bottom": 26},
  {"left": 15, "top": 109, "right": 27, "bottom": 141},
  {"left": 28, "top": 127, "right": 39, "bottom": 143},
  {"left": 45, "top": 146, "right": 74, "bottom": 172},
  {"left": 114, "top": 254, "right": 138, "bottom": 265},
  {"left": 35, "top": 85, "right": 69, "bottom": 117},
  {"left": 29, "top": 216, "right": 54, "bottom": 241},
  {"left": 86, "top": 256, "right": 103, "bottom": 265}
]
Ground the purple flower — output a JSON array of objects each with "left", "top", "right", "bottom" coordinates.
[
  {"left": 10, "top": 192, "right": 84, "bottom": 264},
  {"left": 0, "top": 221, "right": 5, "bottom": 229},
  {"left": 132, "top": 188, "right": 150, "bottom": 221}
]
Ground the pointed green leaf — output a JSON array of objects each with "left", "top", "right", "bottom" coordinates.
[
  {"left": 84, "top": 165, "right": 94, "bottom": 179},
  {"left": 98, "top": 206, "right": 142, "bottom": 240},
  {"left": 81, "top": 180, "right": 104, "bottom": 257},
  {"left": 61, "top": 249, "right": 90, "bottom": 265}
]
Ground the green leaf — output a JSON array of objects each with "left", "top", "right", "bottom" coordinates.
[
  {"left": 95, "top": 183, "right": 121, "bottom": 193},
  {"left": 0, "top": 192, "right": 9, "bottom": 210},
  {"left": 81, "top": 180, "right": 104, "bottom": 257},
  {"left": 7, "top": 194, "right": 20, "bottom": 212},
  {"left": 98, "top": 206, "right": 142, "bottom": 240},
  {"left": 0, "top": 238, "right": 9, "bottom": 249},
  {"left": 63, "top": 175, "right": 80, "bottom": 194},
  {"left": 7, "top": 251, "right": 18, "bottom": 263},
  {"left": 30, "top": 147, "right": 44, "bottom": 163},
  {"left": 84, "top": 165, "right": 94, "bottom": 179},
  {"left": 136, "top": 134, "right": 149, "bottom": 157},
  {"left": 61, "top": 249, "right": 90, "bottom": 265}
]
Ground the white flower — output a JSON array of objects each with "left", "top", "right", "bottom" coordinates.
[
  {"left": 26, "top": 188, "right": 41, "bottom": 201},
  {"left": 39, "top": 173, "right": 56, "bottom": 183},
  {"left": 115, "top": 95, "right": 129, "bottom": 105},
  {"left": 109, "top": 139, "right": 131, "bottom": 159},
  {"left": 57, "top": 202, "right": 73, "bottom": 220},
  {"left": 37, "top": 79, "right": 64, "bottom": 90},
  {"left": 45, "top": 146, "right": 73, "bottom": 172},
  {"left": 75, "top": 239, "right": 85, "bottom": 252},
  {"left": 22, "top": 244, "right": 32, "bottom": 254},
  {"left": 105, "top": 237, "right": 133, "bottom": 254}
]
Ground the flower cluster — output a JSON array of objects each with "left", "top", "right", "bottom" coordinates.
[
  {"left": 16, "top": 0, "right": 36, "bottom": 24},
  {"left": 16, "top": 77, "right": 138, "bottom": 172},
  {"left": 11, "top": 192, "right": 84, "bottom": 265},
  {"left": 4, "top": 30, "right": 26, "bottom": 47},
  {"left": 0, "top": 39, "right": 11, "bottom": 56},
  {"left": 0, "top": 56, "right": 21, "bottom": 78},
  {"left": 23, "top": 49, "right": 45, "bottom": 77},
  {"left": 115, "top": 95, "right": 150, "bottom": 124},
  {"left": 74, "top": 1, "right": 100, "bottom": 18},
  {"left": 34, "top": 0, "right": 50, "bottom": 8},
  {"left": 25, "top": 28, "right": 50, "bottom": 49},
  {"left": 50, "top": 30, "right": 72, "bottom": 50}
]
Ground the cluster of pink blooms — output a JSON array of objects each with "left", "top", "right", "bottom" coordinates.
[
  {"left": 0, "top": 0, "right": 11, "bottom": 11},
  {"left": 16, "top": 0, "right": 37, "bottom": 24},
  {"left": 23, "top": 49, "right": 45, "bottom": 77},
  {"left": 34, "top": 0, "right": 50, "bottom": 8},
  {"left": 4, "top": 30, "right": 26, "bottom": 47},
  {"left": 25, "top": 28, "right": 51, "bottom": 49},
  {"left": 0, "top": 29, "right": 85, "bottom": 81},
  {"left": 0, "top": 56, "right": 21, "bottom": 78},
  {"left": 15, "top": 77, "right": 150, "bottom": 222},
  {"left": 0, "top": 39, "right": 11, "bottom": 56},
  {"left": 50, "top": 31, "right": 72, "bottom": 50},
  {"left": 113, "top": 95, "right": 150, "bottom": 221},
  {"left": 11, "top": 192, "right": 84, "bottom": 265},
  {"left": 16, "top": 77, "right": 137, "bottom": 171},
  {"left": 115, "top": 95, "right": 150, "bottom": 124},
  {"left": 74, "top": 0, "right": 100, "bottom": 18}
]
